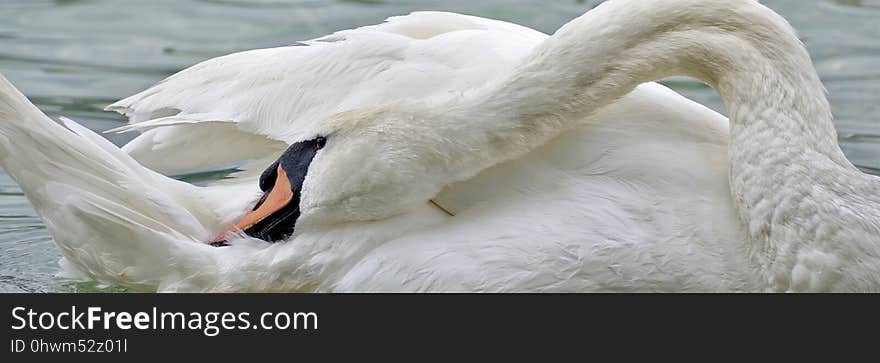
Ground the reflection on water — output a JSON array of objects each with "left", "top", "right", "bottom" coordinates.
[{"left": 0, "top": 0, "right": 878, "bottom": 292}]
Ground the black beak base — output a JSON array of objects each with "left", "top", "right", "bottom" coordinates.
[{"left": 213, "top": 137, "right": 324, "bottom": 246}]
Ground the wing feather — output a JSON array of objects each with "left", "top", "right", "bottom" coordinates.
[{"left": 106, "top": 12, "right": 546, "bottom": 175}]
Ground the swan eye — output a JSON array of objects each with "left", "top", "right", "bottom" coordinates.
[{"left": 315, "top": 136, "right": 327, "bottom": 150}]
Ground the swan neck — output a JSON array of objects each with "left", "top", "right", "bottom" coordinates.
[
  {"left": 475, "top": 0, "right": 854, "bottom": 194},
  {"left": 451, "top": 0, "right": 880, "bottom": 289},
  {"left": 488, "top": 0, "right": 841, "bottom": 157}
]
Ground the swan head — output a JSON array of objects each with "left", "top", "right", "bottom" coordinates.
[{"left": 221, "top": 103, "right": 459, "bottom": 242}]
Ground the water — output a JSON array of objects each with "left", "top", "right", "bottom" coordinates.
[{"left": 0, "top": 0, "right": 878, "bottom": 292}]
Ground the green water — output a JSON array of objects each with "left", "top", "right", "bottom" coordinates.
[{"left": 0, "top": 0, "right": 878, "bottom": 292}]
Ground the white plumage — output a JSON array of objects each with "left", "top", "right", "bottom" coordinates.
[
  {"left": 0, "top": 0, "right": 877, "bottom": 292},
  {"left": 105, "top": 12, "right": 545, "bottom": 175}
]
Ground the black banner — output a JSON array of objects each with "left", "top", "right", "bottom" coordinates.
[{"left": 0, "top": 294, "right": 875, "bottom": 359}]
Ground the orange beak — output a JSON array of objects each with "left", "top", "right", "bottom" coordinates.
[
  {"left": 209, "top": 136, "right": 326, "bottom": 246},
  {"left": 210, "top": 165, "right": 295, "bottom": 244}
]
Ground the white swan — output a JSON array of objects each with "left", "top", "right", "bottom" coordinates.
[{"left": 0, "top": 0, "right": 878, "bottom": 292}]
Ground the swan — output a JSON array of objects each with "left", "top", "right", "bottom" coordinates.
[{"left": 0, "top": 0, "right": 878, "bottom": 292}]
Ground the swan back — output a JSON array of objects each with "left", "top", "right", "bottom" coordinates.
[{"left": 464, "top": 0, "right": 880, "bottom": 291}]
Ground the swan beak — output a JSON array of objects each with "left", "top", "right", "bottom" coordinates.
[
  {"left": 210, "top": 165, "right": 300, "bottom": 246},
  {"left": 210, "top": 137, "right": 323, "bottom": 246}
]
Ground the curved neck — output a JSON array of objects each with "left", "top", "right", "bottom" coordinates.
[
  {"left": 478, "top": 0, "right": 856, "bottom": 199},
  {"left": 432, "top": 0, "right": 880, "bottom": 288},
  {"left": 470, "top": 0, "right": 844, "bottom": 161},
  {"left": 455, "top": 2, "right": 847, "bottom": 199}
]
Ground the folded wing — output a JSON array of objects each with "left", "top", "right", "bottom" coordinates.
[{"left": 106, "top": 12, "right": 547, "bottom": 176}]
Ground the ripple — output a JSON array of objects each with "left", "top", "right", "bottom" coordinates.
[
  {"left": 0, "top": 276, "right": 51, "bottom": 293},
  {"left": 0, "top": 53, "right": 180, "bottom": 77},
  {"left": 830, "top": 0, "right": 880, "bottom": 8},
  {"left": 61, "top": 281, "right": 134, "bottom": 293},
  {"left": 196, "top": 0, "right": 334, "bottom": 9},
  {"left": 858, "top": 165, "right": 880, "bottom": 175}
]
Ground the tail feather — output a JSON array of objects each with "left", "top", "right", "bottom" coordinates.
[{"left": 0, "top": 73, "right": 226, "bottom": 289}]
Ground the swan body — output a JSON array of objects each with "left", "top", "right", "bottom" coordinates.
[{"left": 0, "top": 0, "right": 877, "bottom": 292}]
